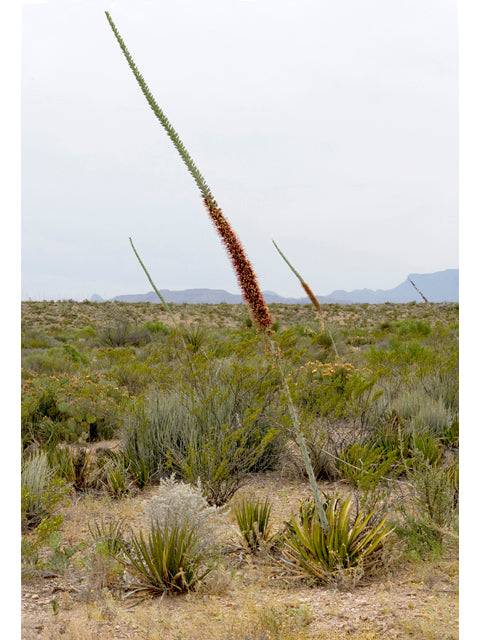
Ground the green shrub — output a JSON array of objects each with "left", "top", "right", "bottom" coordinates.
[
  {"left": 22, "top": 375, "right": 129, "bottom": 446},
  {"left": 123, "top": 358, "right": 282, "bottom": 503},
  {"left": 282, "top": 496, "right": 392, "bottom": 584},
  {"left": 144, "top": 320, "right": 169, "bottom": 335},
  {"left": 107, "top": 361, "right": 154, "bottom": 395},
  {"left": 337, "top": 443, "right": 398, "bottom": 491},
  {"left": 234, "top": 498, "right": 272, "bottom": 552},
  {"left": 396, "top": 455, "right": 457, "bottom": 559},
  {"left": 394, "top": 319, "right": 431, "bottom": 337},
  {"left": 22, "top": 348, "right": 79, "bottom": 375}
]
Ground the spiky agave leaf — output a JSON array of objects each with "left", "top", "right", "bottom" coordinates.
[{"left": 105, "top": 12, "right": 272, "bottom": 331}]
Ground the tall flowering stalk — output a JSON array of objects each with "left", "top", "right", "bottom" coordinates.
[
  {"left": 105, "top": 12, "right": 271, "bottom": 331},
  {"left": 129, "top": 237, "right": 170, "bottom": 312},
  {"left": 272, "top": 239, "right": 323, "bottom": 318},
  {"left": 105, "top": 12, "right": 328, "bottom": 531},
  {"left": 408, "top": 277, "right": 429, "bottom": 303},
  {"left": 272, "top": 240, "right": 339, "bottom": 358}
]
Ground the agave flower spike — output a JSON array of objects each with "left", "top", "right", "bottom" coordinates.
[
  {"left": 408, "top": 277, "right": 429, "bottom": 303},
  {"left": 271, "top": 239, "right": 340, "bottom": 359},
  {"left": 106, "top": 12, "right": 329, "bottom": 531},
  {"left": 105, "top": 12, "right": 272, "bottom": 331},
  {"left": 272, "top": 239, "right": 323, "bottom": 317}
]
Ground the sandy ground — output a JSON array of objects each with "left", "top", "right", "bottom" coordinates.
[{"left": 22, "top": 475, "right": 458, "bottom": 640}]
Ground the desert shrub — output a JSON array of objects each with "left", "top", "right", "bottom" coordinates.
[
  {"left": 282, "top": 496, "right": 392, "bottom": 584},
  {"left": 234, "top": 497, "right": 272, "bottom": 553},
  {"left": 294, "top": 418, "right": 340, "bottom": 480},
  {"left": 48, "top": 446, "right": 100, "bottom": 492},
  {"left": 21, "top": 452, "right": 66, "bottom": 531},
  {"left": 143, "top": 320, "right": 169, "bottom": 335},
  {"left": 396, "top": 454, "right": 457, "bottom": 559},
  {"left": 411, "top": 397, "right": 452, "bottom": 435},
  {"left": 394, "top": 319, "right": 431, "bottom": 337},
  {"left": 367, "top": 340, "right": 436, "bottom": 379},
  {"left": 123, "top": 393, "right": 184, "bottom": 487},
  {"left": 390, "top": 388, "right": 452, "bottom": 435},
  {"left": 107, "top": 361, "right": 154, "bottom": 395},
  {"left": 293, "top": 361, "right": 380, "bottom": 427},
  {"left": 123, "top": 357, "right": 282, "bottom": 503},
  {"left": 22, "top": 348, "right": 80, "bottom": 376},
  {"left": 22, "top": 375, "right": 129, "bottom": 446},
  {"left": 22, "top": 380, "right": 77, "bottom": 448},
  {"left": 21, "top": 330, "right": 58, "bottom": 349},
  {"left": 22, "top": 514, "right": 63, "bottom": 573},
  {"left": 98, "top": 319, "right": 151, "bottom": 347},
  {"left": 120, "top": 524, "right": 213, "bottom": 596},
  {"left": 337, "top": 443, "right": 399, "bottom": 491},
  {"left": 410, "top": 432, "right": 443, "bottom": 465}
]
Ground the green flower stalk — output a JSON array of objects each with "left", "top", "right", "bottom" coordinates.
[
  {"left": 105, "top": 12, "right": 272, "bottom": 331},
  {"left": 129, "top": 237, "right": 170, "bottom": 312}
]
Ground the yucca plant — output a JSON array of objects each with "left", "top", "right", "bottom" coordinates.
[
  {"left": 234, "top": 498, "right": 273, "bottom": 553},
  {"left": 101, "top": 453, "right": 132, "bottom": 498},
  {"left": 119, "top": 524, "right": 212, "bottom": 597},
  {"left": 282, "top": 496, "right": 393, "bottom": 583},
  {"left": 88, "top": 517, "right": 128, "bottom": 559},
  {"left": 105, "top": 12, "right": 328, "bottom": 531},
  {"left": 21, "top": 451, "right": 65, "bottom": 531}
]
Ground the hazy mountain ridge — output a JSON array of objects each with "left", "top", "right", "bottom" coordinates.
[{"left": 91, "top": 269, "right": 458, "bottom": 305}]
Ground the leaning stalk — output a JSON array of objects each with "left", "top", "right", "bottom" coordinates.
[
  {"left": 129, "top": 237, "right": 170, "bottom": 312},
  {"left": 106, "top": 12, "right": 327, "bottom": 530},
  {"left": 272, "top": 239, "right": 339, "bottom": 356}
]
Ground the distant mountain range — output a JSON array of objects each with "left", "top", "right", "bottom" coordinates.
[{"left": 90, "top": 269, "right": 458, "bottom": 305}]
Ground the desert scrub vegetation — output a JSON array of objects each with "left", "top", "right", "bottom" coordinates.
[{"left": 21, "top": 302, "right": 458, "bottom": 637}]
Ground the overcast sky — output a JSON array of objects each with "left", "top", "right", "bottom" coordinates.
[{"left": 22, "top": 0, "right": 458, "bottom": 300}]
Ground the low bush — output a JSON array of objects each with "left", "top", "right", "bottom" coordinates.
[
  {"left": 98, "top": 319, "right": 151, "bottom": 347},
  {"left": 396, "top": 454, "right": 457, "bottom": 559},
  {"left": 337, "top": 442, "right": 398, "bottom": 491},
  {"left": 123, "top": 357, "right": 282, "bottom": 503}
]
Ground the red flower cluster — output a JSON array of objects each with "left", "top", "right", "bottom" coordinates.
[{"left": 203, "top": 195, "right": 272, "bottom": 330}]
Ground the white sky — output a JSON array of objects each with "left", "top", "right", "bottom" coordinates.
[{"left": 21, "top": 0, "right": 458, "bottom": 299}]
